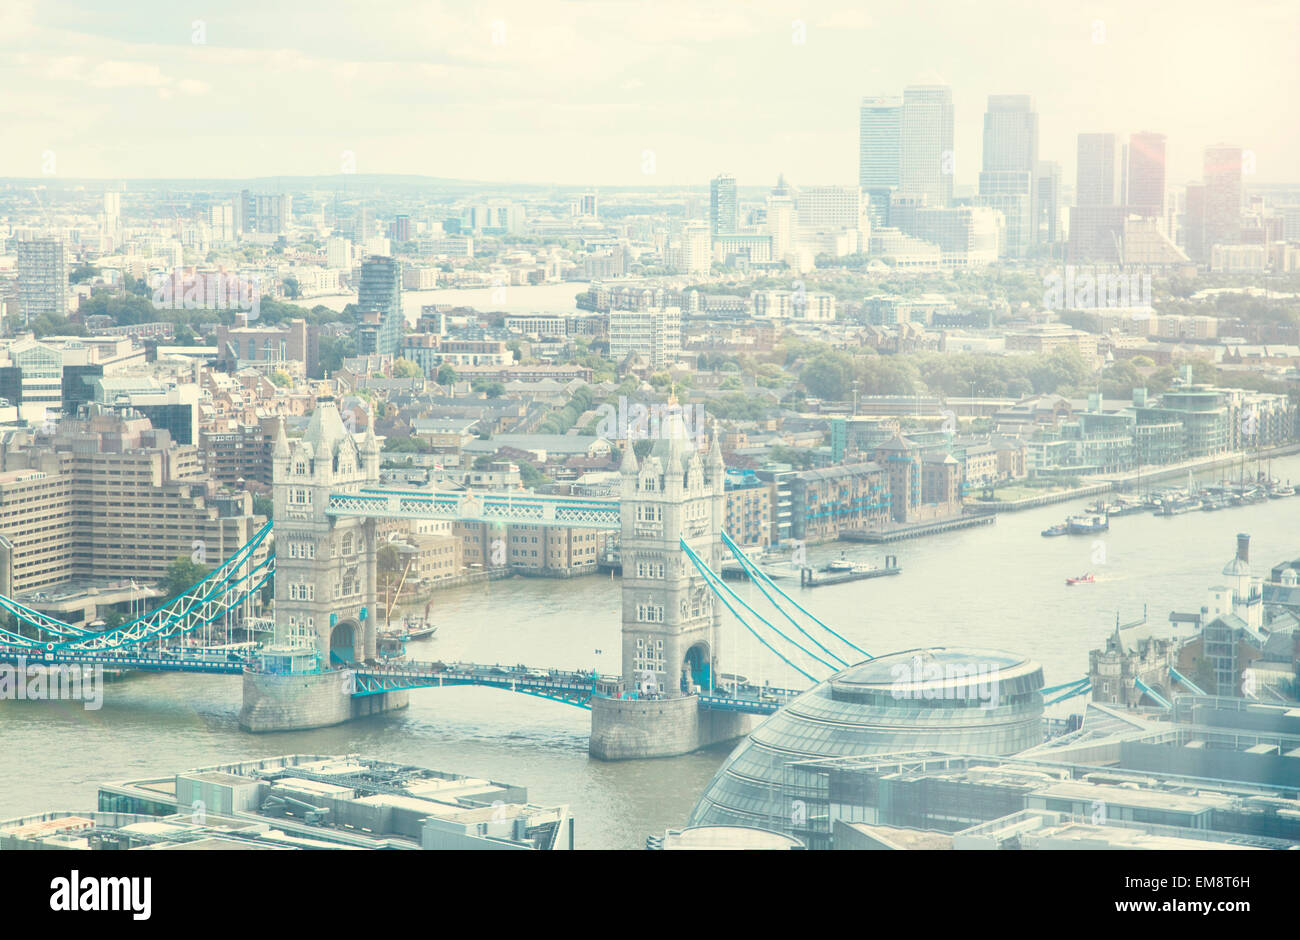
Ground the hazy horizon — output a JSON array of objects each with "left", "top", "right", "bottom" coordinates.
[{"left": 3, "top": 0, "right": 1297, "bottom": 189}]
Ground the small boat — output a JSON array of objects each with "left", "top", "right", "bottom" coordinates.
[
  {"left": 1066, "top": 513, "right": 1109, "bottom": 534},
  {"left": 1066, "top": 573, "right": 1095, "bottom": 585},
  {"left": 824, "top": 552, "right": 878, "bottom": 574},
  {"left": 1041, "top": 524, "right": 1069, "bottom": 537},
  {"left": 405, "top": 624, "right": 437, "bottom": 640}
]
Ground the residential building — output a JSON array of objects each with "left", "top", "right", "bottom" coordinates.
[{"left": 16, "top": 239, "right": 67, "bottom": 322}]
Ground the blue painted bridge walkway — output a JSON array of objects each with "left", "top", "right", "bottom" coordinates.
[
  {"left": 349, "top": 660, "right": 802, "bottom": 715},
  {"left": 0, "top": 645, "right": 796, "bottom": 716}
]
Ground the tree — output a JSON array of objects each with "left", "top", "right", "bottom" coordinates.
[
  {"left": 436, "top": 364, "right": 457, "bottom": 386},
  {"left": 282, "top": 277, "right": 301, "bottom": 300},
  {"left": 472, "top": 379, "right": 505, "bottom": 398},
  {"left": 270, "top": 370, "right": 292, "bottom": 388},
  {"left": 253, "top": 495, "right": 273, "bottom": 520},
  {"left": 800, "top": 351, "right": 855, "bottom": 400},
  {"left": 392, "top": 358, "right": 424, "bottom": 379},
  {"left": 157, "top": 557, "right": 211, "bottom": 600}
]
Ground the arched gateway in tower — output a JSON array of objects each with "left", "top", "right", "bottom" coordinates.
[
  {"left": 588, "top": 413, "right": 759, "bottom": 759},
  {"left": 240, "top": 398, "right": 408, "bottom": 731}
]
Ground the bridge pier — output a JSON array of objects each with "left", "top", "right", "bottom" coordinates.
[
  {"left": 239, "top": 669, "right": 408, "bottom": 733},
  {"left": 589, "top": 695, "right": 756, "bottom": 760}
]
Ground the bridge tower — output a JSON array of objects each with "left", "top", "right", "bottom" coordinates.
[
  {"left": 589, "top": 413, "right": 757, "bottom": 759},
  {"left": 241, "top": 397, "right": 406, "bottom": 731}
]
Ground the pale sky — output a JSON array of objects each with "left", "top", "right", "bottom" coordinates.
[{"left": 2, "top": 0, "right": 1296, "bottom": 189}]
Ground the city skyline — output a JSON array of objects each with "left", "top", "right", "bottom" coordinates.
[{"left": 2, "top": 0, "right": 1296, "bottom": 187}]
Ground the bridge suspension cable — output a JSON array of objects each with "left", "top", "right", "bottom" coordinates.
[
  {"left": 720, "top": 531, "right": 872, "bottom": 662},
  {"left": 0, "top": 522, "right": 273, "bottom": 652},
  {"left": 680, "top": 538, "right": 830, "bottom": 684}
]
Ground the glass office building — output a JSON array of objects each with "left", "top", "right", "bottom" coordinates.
[{"left": 688, "top": 648, "right": 1044, "bottom": 834}]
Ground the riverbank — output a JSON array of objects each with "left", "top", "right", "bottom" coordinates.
[{"left": 967, "top": 443, "right": 1300, "bottom": 513}]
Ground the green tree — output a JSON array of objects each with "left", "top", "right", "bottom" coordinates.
[
  {"left": 436, "top": 364, "right": 457, "bottom": 386},
  {"left": 157, "top": 557, "right": 211, "bottom": 600},
  {"left": 253, "top": 495, "right": 273, "bottom": 520},
  {"left": 392, "top": 358, "right": 424, "bottom": 379},
  {"left": 472, "top": 379, "right": 505, "bottom": 398}
]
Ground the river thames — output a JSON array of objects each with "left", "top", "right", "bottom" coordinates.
[{"left": 2, "top": 456, "right": 1298, "bottom": 848}]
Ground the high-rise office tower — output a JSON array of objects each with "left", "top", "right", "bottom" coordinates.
[
  {"left": 356, "top": 255, "right": 403, "bottom": 357},
  {"left": 900, "top": 85, "right": 954, "bottom": 208},
  {"left": 574, "top": 192, "right": 598, "bottom": 219},
  {"left": 975, "top": 95, "right": 1036, "bottom": 255},
  {"left": 1076, "top": 133, "right": 1118, "bottom": 207},
  {"left": 981, "top": 95, "right": 1038, "bottom": 173},
  {"left": 765, "top": 175, "right": 797, "bottom": 260},
  {"left": 1203, "top": 145, "right": 1243, "bottom": 253},
  {"left": 16, "top": 238, "right": 67, "bottom": 323},
  {"left": 859, "top": 96, "right": 903, "bottom": 224},
  {"left": 103, "top": 191, "right": 121, "bottom": 244},
  {"left": 1127, "top": 132, "right": 1167, "bottom": 220},
  {"left": 388, "top": 214, "right": 411, "bottom": 243},
  {"left": 1183, "top": 182, "right": 1207, "bottom": 261},
  {"left": 1068, "top": 133, "right": 1126, "bottom": 263},
  {"left": 709, "top": 175, "right": 739, "bottom": 236},
  {"left": 1035, "top": 161, "right": 1062, "bottom": 246}
]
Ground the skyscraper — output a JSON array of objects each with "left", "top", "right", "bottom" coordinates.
[
  {"left": 16, "top": 238, "right": 67, "bottom": 323},
  {"left": 1035, "top": 161, "right": 1062, "bottom": 247},
  {"left": 975, "top": 95, "right": 1036, "bottom": 255},
  {"left": 859, "top": 96, "right": 902, "bottom": 224},
  {"left": 103, "top": 191, "right": 121, "bottom": 246},
  {"left": 1076, "top": 133, "right": 1118, "bottom": 207},
  {"left": 1068, "top": 133, "right": 1125, "bottom": 263},
  {"left": 1127, "top": 132, "right": 1167, "bottom": 220},
  {"left": 356, "top": 255, "right": 403, "bottom": 357},
  {"left": 1183, "top": 182, "right": 1207, "bottom": 262},
  {"left": 709, "top": 174, "right": 738, "bottom": 236},
  {"left": 900, "top": 85, "right": 954, "bottom": 208},
  {"left": 1203, "top": 144, "right": 1243, "bottom": 253},
  {"left": 981, "top": 95, "right": 1038, "bottom": 173},
  {"left": 765, "top": 174, "right": 796, "bottom": 260}
]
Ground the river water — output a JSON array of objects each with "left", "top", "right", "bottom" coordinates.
[
  {"left": 308, "top": 282, "right": 592, "bottom": 324},
  {"left": 2, "top": 455, "right": 1298, "bottom": 848}
]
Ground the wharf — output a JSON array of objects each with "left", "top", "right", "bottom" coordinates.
[
  {"left": 841, "top": 513, "right": 995, "bottom": 543},
  {"left": 799, "top": 557, "right": 901, "bottom": 588}
]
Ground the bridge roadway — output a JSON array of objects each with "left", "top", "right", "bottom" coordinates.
[
  {"left": 0, "top": 644, "right": 247, "bottom": 675},
  {"left": 348, "top": 659, "right": 805, "bottom": 715},
  {"left": 0, "top": 646, "right": 804, "bottom": 716}
]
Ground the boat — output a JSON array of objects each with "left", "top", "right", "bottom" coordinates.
[
  {"left": 1041, "top": 524, "right": 1068, "bottom": 537},
  {"left": 1269, "top": 485, "right": 1295, "bottom": 499},
  {"left": 1066, "top": 513, "right": 1108, "bottom": 534},
  {"left": 800, "top": 553, "right": 901, "bottom": 587},
  {"left": 824, "top": 552, "right": 879, "bottom": 574},
  {"left": 1065, "top": 573, "right": 1095, "bottom": 585},
  {"left": 404, "top": 623, "right": 437, "bottom": 640},
  {"left": 1154, "top": 496, "right": 1200, "bottom": 516}
]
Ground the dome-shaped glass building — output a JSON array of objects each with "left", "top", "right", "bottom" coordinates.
[{"left": 688, "top": 647, "right": 1044, "bottom": 832}]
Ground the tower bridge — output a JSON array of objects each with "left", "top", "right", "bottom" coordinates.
[{"left": 0, "top": 398, "right": 1096, "bottom": 758}]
